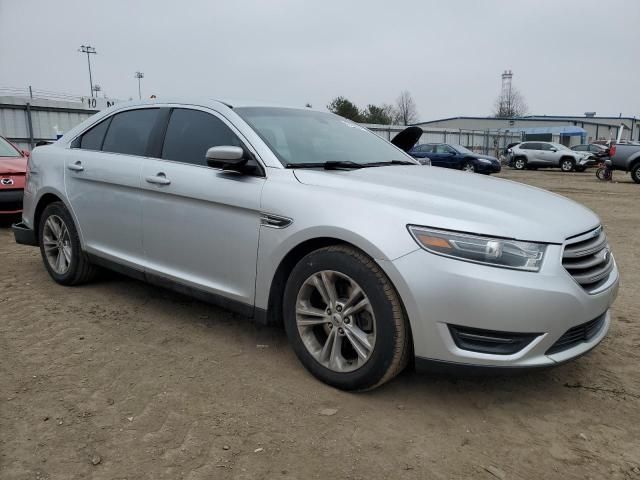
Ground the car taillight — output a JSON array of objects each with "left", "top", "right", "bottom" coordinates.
[{"left": 609, "top": 144, "right": 616, "bottom": 157}]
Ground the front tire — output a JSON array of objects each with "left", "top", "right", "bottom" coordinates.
[
  {"left": 38, "top": 202, "right": 97, "bottom": 285},
  {"left": 462, "top": 161, "right": 476, "bottom": 173},
  {"left": 283, "top": 245, "right": 410, "bottom": 391},
  {"left": 631, "top": 163, "right": 640, "bottom": 184},
  {"left": 560, "top": 158, "right": 575, "bottom": 172}
]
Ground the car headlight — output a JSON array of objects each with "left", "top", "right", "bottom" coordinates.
[
  {"left": 407, "top": 226, "right": 547, "bottom": 272},
  {"left": 477, "top": 158, "right": 491, "bottom": 164}
]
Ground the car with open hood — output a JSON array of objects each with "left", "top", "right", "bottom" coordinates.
[
  {"left": 0, "top": 136, "right": 29, "bottom": 216},
  {"left": 12, "top": 99, "right": 619, "bottom": 390}
]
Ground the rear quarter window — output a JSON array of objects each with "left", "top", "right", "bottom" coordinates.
[{"left": 78, "top": 118, "right": 112, "bottom": 150}]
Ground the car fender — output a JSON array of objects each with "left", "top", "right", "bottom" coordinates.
[
  {"left": 31, "top": 186, "right": 85, "bottom": 247},
  {"left": 254, "top": 223, "right": 407, "bottom": 311}
]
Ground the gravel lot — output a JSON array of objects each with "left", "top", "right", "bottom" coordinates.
[{"left": 1, "top": 168, "right": 639, "bottom": 480}]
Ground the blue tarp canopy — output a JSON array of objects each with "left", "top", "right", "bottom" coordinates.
[{"left": 505, "top": 126, "right": 587, "bottom": 136}]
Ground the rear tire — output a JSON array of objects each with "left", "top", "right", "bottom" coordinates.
[
  {"left": 631, "top": 163, "right": 640, "bottom": 184},
  {"left": 283, "top": 245, "right": 410, "bottom": 391},
  {"left": 596, "top": 167, "right": 611, "bottom": 181},
  {"left": 513, "top": 157, "right": 527, "bottom": 170},
  {"left": 38, "top": 202, "right": 97, "bottom": 285}
]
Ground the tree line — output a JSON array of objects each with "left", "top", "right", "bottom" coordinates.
[{"left": 326, "top": 90, "right": 419, "bottom": 125}]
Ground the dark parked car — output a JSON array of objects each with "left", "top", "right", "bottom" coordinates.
[
  {"left": 409, "top": 143, "right": 501, "bottom": 174},
  {"left": 571, "top": 143, "right": 609, "bottom": 159}
]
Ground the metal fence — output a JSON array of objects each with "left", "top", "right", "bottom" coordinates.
[
  {"left": 1, "top": 89, "right": 523, "bottom": 158},
  {"left": 365, "top": 124, "right": 523, "bottom": 158},
  {"left": 0, "top": 96, "right": 99, "bottom": 151}
]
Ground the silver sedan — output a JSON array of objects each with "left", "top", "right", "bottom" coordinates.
[{"left": 13, "top": 99, "right": 619, "bottom": 390}]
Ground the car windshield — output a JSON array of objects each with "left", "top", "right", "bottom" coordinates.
[
  {"left": 0, "top": 137, "right": 21, "bottom": 158},
  {"left": 235, "top": 107, "right": 414, "bottom": 166},
  {"left": 451, "top": 144, "right": 474, "bottom": 154}
]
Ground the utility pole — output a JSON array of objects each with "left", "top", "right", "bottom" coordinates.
[
  {"left": 79, "top": 45, "right": 97, "bottom": 97},
  {"left": 134, "top": 71, "right": 144, "bottom": 100}
]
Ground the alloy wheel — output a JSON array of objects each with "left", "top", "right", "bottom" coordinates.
[
  {"left": 515, "top": 159, "right": 525, "bottom": 169},
  {"left": 42, "top": 215, "right": 72, "bottom": 274},
  {"left": 462, "top": 163, "right": 475, "bottom": 173},
  {"left": 561, "top": 160, "right": 573, "bottom": 172},
  {"left": 295, "top": 270, "right": 376, "bottom": 373}
]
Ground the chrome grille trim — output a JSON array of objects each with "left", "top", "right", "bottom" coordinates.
[{"left": 562, "top": 226, "right": 613, "bottom": 292}]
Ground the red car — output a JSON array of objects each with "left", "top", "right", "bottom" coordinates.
[{"left": 0, "top": 136, "right": 29, "bottom": 215}]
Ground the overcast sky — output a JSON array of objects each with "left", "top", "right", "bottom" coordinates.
[{"left": 1, "top": 0, "right": 638, "bottom": 121}]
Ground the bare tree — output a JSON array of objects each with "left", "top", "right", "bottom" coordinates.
[
  {"left": 394, "top": 90, "right": 418, "bottom": 125},
  {"left": 493, "top": 87, "right": 528, "bottom": 117}
]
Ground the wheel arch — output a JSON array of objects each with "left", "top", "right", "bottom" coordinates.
[
  {"left": 260, "top": 235, "right": 408, "bottom": 328},
  {"left": 32, "top": 189, "right": 83, "bottom": 245}
]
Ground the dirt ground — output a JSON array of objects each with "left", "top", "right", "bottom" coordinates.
[{"left": 1, "top": 168, "right": 639, "bottom": 480}]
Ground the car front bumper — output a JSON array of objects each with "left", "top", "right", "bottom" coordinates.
[
  {"left": 0, "top": 188, "right": 24, "bottom": 214},
  {"left": 380, "top": 245, "right": 619, "bottom": 370},
  {"left": 476, "top": 161, "right": 501, "bottom": 174}
]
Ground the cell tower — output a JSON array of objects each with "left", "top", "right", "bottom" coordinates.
[{"left": 501, "top": 70, "right": 513, "bottom": 98}]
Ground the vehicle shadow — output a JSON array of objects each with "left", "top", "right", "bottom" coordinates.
[{"left": 0, "top": 214, "right": 20, "bottom": 229}]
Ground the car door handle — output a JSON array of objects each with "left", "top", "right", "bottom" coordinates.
[
  {"left": 68, "top": 161, "right": 84, "bottom": 172},
  {"left": 145, "top": 173, "right": 171, "bottom": 185}
]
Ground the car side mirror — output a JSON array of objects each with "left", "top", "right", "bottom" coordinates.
[
  {"left": 205, "top": 146, "right": 249, "bottom": 172},
  {"left": 21, "top": 149, "right": 30, "bottom": 157},
  {"left": 550, "top": 148, "right": 557, "bottom": 152}
]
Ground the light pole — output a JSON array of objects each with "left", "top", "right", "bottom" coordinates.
[
  {"left": 134, "top": 71, "right": 144, "bottom": 100},
  {"left": 78, "top": 45, "right": 97, "bottom": 97}
]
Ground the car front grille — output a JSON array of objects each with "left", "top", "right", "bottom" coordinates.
[
  {"left": 546, "top": 313, "right": 606, "bottom": 355},
  {"left": 562, "top": 227, "right": 614, "bottom": 292}
]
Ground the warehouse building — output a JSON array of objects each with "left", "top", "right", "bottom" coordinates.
[{"left": 415, "top": 114, "right": 638, "bottom": 147}]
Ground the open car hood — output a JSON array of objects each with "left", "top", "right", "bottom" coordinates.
[{"left": 390, "top": 126, "right": 423, "bottom": 152}]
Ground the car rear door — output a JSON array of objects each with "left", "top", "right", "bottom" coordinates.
[
  {"left": 65, "top": 108, "right": 159, "bottom": 266},
  {"left": 140, "top": 106, "right": 265, "bottom": 310}
]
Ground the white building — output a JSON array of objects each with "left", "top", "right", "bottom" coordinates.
[{"left": 415, "top": 115, "right": 638, "bottom": 147}]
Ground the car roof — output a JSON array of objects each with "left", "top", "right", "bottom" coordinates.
[{"left": 110, "top": 97, "right": 318, "bottom": 112}]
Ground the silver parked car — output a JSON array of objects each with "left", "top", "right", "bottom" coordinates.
[
  {"left": 12, "top": 99, "right": 619, "bottom": 390},
  {"left": 509, "top": 141, "right": 591, "bottom": 172}
]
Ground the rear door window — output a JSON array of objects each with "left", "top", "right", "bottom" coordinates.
[
  {"left": 102, "top": 109, "right": 159, "bottom": 156},
  {"left": 161, "top": 108, "right": 243, "bottom": 166}
]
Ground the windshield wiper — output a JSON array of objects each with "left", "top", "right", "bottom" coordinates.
[
  {"left": 362, "top": 159, "right": 417, "bottom": 166},
  {"left": 285, "top": 161, "right": 367, "bottom": 170}
]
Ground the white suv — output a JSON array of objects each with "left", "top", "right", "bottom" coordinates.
[{"left": 509, "top": 142, "right": 591, "bottom": 172}]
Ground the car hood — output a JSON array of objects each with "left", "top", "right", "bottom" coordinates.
[
  {"left": 0, "top": 156, "right": 27, "bottom": 174},
  {"left": 391, "top": 126, "right": 423, "bottom": 152},
  {"left": 293, "top": 166, "right": 599, "bottom": 243}
]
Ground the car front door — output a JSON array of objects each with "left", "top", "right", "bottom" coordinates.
[
  {"left": 432, "top": 144, "right": 457, "bottom": 168},
  {"left": 140, "top": 107, "right": 265, "bottom": 310},
  {"left": 539, "top": 143, "right": 560, "bottom": 166},
  {"left": 65, "top": 107, "right": 159, "bottom": 266}
]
